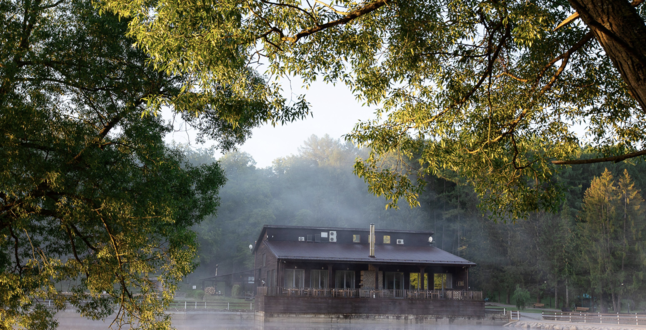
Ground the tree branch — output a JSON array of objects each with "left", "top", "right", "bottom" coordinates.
[
  {"left": 282, "top": 0, "right": 389, "bottom": 43},
  {"left": 552, "top": 149, "right": 646, "bottom": 165}
]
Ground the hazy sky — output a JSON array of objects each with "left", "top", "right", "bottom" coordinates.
[{"left": 164, "top": 78, "right": 376, "bottom": 168}]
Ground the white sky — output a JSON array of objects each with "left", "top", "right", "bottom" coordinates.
[{"left": 164, "top": 78, "right": 376, "bottom": 168}]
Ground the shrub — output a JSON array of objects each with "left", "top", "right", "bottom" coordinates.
[
  {"left": 194, "top": 290, "right": 205, "bottom": 300},
  {"left": 512, "top": 285, "right": 530, "bottom": 310},
  {"left": 232, "top": 285, "right": 241, "bottom": 297}
]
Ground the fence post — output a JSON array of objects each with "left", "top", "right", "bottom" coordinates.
[
  {"left": 636, "top": 313, "right": 638, "bottom": 326},
  {"left": 204, "top": 301, "right": 206, "bottom": 309},
  {"left": 184, "top": 301, "right": 186, "bottom": 310},
  {"left": 584, "top": 313, "right": 586, "bottom": 323},
  {"left": 195, "top": 301, "right": 197, "bottom": 309},
  {"left": 617, "top": 312, "right": 619, "bottom": 325},
  {"left": 227, "top": 302, "right": 229, "bottom": 310},
  {"left": 600, "top": 313, "right": 602, "bottom": 324}
]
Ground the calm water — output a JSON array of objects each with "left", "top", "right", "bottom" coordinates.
[{"left": 55, "top": 311, "right": 505, "bottom": 330}]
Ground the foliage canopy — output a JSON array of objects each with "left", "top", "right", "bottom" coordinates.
[
  {"left": 98, "top": 0, "right": 646, "bottom": 220},
  {"left": 0, "top": 0, "right": 293, "bottom": 327}
]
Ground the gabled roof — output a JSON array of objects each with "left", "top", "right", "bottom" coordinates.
[{"left": 262, "top": 240, "right": 476, "bottom": 266}]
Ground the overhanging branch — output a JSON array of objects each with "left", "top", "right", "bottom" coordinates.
[
  {"left": 552, "top": 149, "right": 646, "bottom": 165},
  {"left": 282, "top": 0, "right": 389, "bottom": 43}
]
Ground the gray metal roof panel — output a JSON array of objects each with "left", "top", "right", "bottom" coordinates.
[{"left": 264, "top": 241, "right": 476, "bottom": 266}]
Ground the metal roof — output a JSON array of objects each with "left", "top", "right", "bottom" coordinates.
[
  {"left": 259, "top": 224, "right": 434, "bottom": 235},
  {"left": 252, "top": 224, "right": 435, "bottom": 254},
  {"left": 263, "top": 241, "right": 476, "bottom": 266}
]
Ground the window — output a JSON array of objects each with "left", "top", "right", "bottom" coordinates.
[
  {"left": 396, "top": 239, "right": 404, "bottom": 245},
  {"left": 353, "top": 234, "right": 360, "bottom": 243},
  {"left": 457, "top": 280, "right": 464, "bottom": 287},
  {"left": 310, "top": 270, "right": 329, "bottom": 289},
  {"left": 298, "top": 236, "right": 305, "bottom": 241},
  {"left": 262, "top": 254, "right": 266, "bottom": 267},
  {"left": 248, "top": 276, "right": 255, "bottom": 284},
  {"left": 385, "top": 272, "right": 404, "bottom": 290},
  {"left": 284, "top": 269, "right": 305, "bottom": 289},
  {"left": 307, "top": 234, "right": 313, "bottom": 242},
  {"left": 409, "top": 273, "right": 428, "bottom": 290},
  {"left": 383, "top": 235, "right": 390, "bottom": 244},
  {"left": 321, "top": 232, "right": 328, "bottom": 238},
  {"left": 335, "top": 270, "right": 355, "bottom": 289},
  {"left": 434, "top": 273, "right": 453, "bottom": 289}
]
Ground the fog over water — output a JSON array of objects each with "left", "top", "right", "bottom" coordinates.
[{"left": 56, "top": 311, "right": 505, "bottom": 330}]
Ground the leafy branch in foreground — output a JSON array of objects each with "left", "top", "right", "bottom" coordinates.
[
  {"left": 99, "top": 0, "right": 646, "bottom": 220},
  {"left": 0, "top": 0, "right": 272, "bottom": 328}
]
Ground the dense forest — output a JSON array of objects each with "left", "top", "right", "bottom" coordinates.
[{"left": 185, "top": 134, "right": 646, "bottom": 313}]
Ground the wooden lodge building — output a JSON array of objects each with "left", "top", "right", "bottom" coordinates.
[{"left": 252, "top": 224, "right": 485, "bottom": 320}]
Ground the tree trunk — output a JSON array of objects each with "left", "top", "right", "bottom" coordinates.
[
  {"left": 507, "top": 289, "right": 510, "bottom": 304},
  {"left": 566, "top": 279, "right": 569, "bottom": 309},
  {"left": 568, "top": 0, "right": 646, "bottom": 111},
  {"left": 555, "top": 284, "right": 558, "bottom": 309}
]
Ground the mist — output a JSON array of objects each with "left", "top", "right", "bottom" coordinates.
[
  {"left": 183, "top": 134, "right": 646, "bottom": 312},
  {"left": 56, "top": 310, "right": 506, "bottom": 330}
]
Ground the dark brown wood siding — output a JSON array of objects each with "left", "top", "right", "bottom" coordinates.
[
  {"left": 254, "top": 241, "right": 278, "bottom": 288},
  {"left": 259, "top": 296, "right": 484, "bottom": 317}
]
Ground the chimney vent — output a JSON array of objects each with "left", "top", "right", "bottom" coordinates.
[{"left": 369, "top": 224, "right": 375, "bottom": 257}]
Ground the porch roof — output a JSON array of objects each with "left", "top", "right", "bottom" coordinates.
[{"left": 263, "top": 241, "right": 475, "bottom": 266}]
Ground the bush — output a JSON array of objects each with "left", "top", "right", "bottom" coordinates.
[
  {"left": 194, "top": 290, "right": 205, "bottom": 300},
  {"left": 512, "top": 285, "right": 530, "bottom": 310},
  {"left": 232, "top": 284, "right": 241, "bottom": 297}
]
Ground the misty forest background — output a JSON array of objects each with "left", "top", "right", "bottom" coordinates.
[{"left": 182, "top": 134, "right": 646, "bottom": 313}]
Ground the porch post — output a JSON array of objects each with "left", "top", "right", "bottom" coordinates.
[
  {"left": 327, "top": 263, "right": 334, "bottom": 289},
  {"left": 278, "top": 260, "right": 284, "bottom": 289},
  {"left": 419, "top": 267, "right": 426, "bottom": 290}
]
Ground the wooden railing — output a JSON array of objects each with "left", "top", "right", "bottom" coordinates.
[
  {"left": 542, "top": 312, "right": 646, "bottom": 325},
  {"left": 257, "top": 287, "right": 483, "bottom": 301}
]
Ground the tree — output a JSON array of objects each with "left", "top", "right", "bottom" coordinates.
[
  {"left": 99, "top": 0, "right": 646, "bottom": 220},
  {"left": 0, "top": 0, "right": 241, "bottom": 328},
  {"left": 579, "top": 169, "right": 646, "bottom": 312},
  {"left": 512, "top": 285, "right": 531, "bottom": 310}
]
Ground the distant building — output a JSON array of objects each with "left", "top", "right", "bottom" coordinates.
[{"left": 252, "top": 224, "right": 484, "bottom": 320}]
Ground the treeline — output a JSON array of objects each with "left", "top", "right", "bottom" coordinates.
[{"left": 185, "top": 135, "right": 646, "bottom": 312}]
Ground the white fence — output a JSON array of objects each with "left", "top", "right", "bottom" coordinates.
[{"left": 542, "top": 312, "right": 646, "bottom": 325}]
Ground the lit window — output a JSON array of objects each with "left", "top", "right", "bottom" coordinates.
[
  {"left": 396, "top": 239, "right": 404, "bottom": 245},
  {"left": 383, "top": 235, "right": 391, "bottom": 244},
  {"left": 353, "top": 234, "right": 360, "bottom": 243}
]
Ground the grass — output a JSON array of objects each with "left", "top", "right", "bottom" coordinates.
[{"left": 485, "top": 306, "right": 551, "bottom": 314}]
